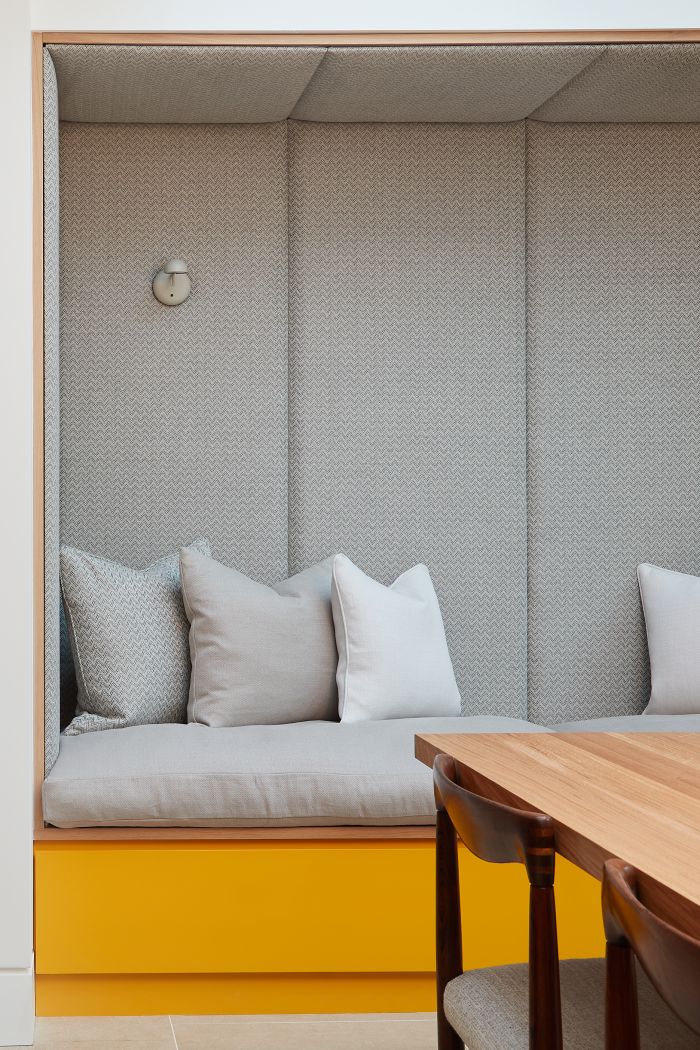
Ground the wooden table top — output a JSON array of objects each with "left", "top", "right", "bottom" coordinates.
[{"left": 415, "top": 731, "right": 700, "bottom": 936}]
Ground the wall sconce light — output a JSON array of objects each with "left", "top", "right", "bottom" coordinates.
[{"left": 152, "top": 260, "right": 191, "bottom": 306}]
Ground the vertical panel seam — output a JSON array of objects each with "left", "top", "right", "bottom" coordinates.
[
  {"left": 285, "top": 118, "right": 292, "bottom": 578},
  {"left": 524, "top": 118, "right": 531, "bottom": 723}
]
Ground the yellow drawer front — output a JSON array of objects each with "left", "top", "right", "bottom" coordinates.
[{"left": 35, "top": 841, "right": 603, "bottom": 976}]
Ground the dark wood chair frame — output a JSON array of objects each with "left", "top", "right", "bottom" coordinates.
[
  {"left": 433, "top": 752, "right": 563, "bottom": 1050},
  {"left": 603, "top": 858, "right": 700, "bottom": 1047}
]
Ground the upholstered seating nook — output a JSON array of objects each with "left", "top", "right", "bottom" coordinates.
[
  {"left": 34, "top": 35, "right": 700, "bottom": 1018},
  {"left": 41, "top": 40, "right": 700, "bottom": 830}
]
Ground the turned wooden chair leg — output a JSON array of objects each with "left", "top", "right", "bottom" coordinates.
[
  {"left": 529, "top": 884, "right": 562, "bottom": 1050},
  {"left": 605, "top": 942, "right": 640, "bottom": 1050},
  {"left": 436, "top": 806, "right": 464, "bottom": 1050}
]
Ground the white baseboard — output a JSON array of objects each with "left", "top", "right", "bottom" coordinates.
[{"left": 0, "top": 958, "right": 34, "bottom": 1046}]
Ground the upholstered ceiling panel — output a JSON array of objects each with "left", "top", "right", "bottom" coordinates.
[
  {"left": 291, "top": 45, "right": 602, "bottom": 122},
  {"left": 527, "top": 123, "right": 700, "bottom": 725},
  {"left": 47, "top": 44, "right": 325, "bottom": 122},
  {"left": 287, "top": 121, "right": 527, "bottom": 718},
  {"left": 533, "top": 44, "right": 700, "bottom": 122},
  {"left": 59, "top": 123, "right": 288, "bottom": 583},
  {"left": 43, "top": 50, "right": 61, "bottom": 771},
  {"left": 46, "top": 43, "right": 700, "bottom": 124}
]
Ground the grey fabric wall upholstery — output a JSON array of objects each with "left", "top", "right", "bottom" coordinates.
[
  {"left": 527, "top": 123, "right": 700, "bottom": 724},
  {"left": 46, "top": 43, "right": 700, "bottom": 125},
  {"left": 290, "top": 45, "right": 602, "bottom": 122},
  {"left": 533, "top": 44, "right": 700, "bottom": 122},
  {"left": 288, "top": 122, "right": 528, "bottom": 717},
  {"left": 47, "top": 45, "right": 325, "bottom": 123},
  {"left": 58, "top": 122, "right": 289, "bottom": 580},
  {"left": 45, "top": 48, "right": 700, "bottom": 765},
  {"left": 43, "top": 50, "right": 61, "bottom": 772}
]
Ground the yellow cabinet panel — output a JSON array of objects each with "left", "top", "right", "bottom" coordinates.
[{"left": 35, "top": 841, "right": 603, "bottom": 976}]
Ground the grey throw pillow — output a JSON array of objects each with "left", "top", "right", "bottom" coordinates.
[
  {"left": 61, "top": 538, "right": 211, "bottom": 734},
  {"left": 638, "top": 562, "right": 700, "bottom": 715},
  {"left": 180, "top": 548, "right": 338, "bottom": 727}
]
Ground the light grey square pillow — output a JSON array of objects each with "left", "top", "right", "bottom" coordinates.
[
  {"left": 61, "top": 538, "right": 210, "bottom": 734},
  {"left": 638, "top": 562, "right": 700, "bottom": 715},
  {"left": 331, "top": 554, "right": 461, "bottom": 723},
  {"left": 180, "top": 548, "right": 338, "bottom": 727}
]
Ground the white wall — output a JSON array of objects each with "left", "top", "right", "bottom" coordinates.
[
  {"left": 29, "top": 0, "right": 700, "bottom": 31},
  {"left": 0, "top": 0, "right": 35, "bottom": 1045}
]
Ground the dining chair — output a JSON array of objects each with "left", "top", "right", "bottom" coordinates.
[
  {"left": 603, "top": 858, "right": 700, "bottom": 1048},
  {"left": 433, "top": 753, "right": 699, "bottom": 1050}
]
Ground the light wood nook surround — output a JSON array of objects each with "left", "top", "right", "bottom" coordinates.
[{"left": 32, "top": 27, "right": 700, "bottom": 1015}]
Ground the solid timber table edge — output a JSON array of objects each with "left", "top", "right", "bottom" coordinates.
[{"left": 414, "top": 731, "right": 700, "bottom": 938}]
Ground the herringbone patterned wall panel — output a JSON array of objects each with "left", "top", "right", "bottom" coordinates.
[
  {"left": 527, "top": 123, "right": 700, "bottom": 724},
  {"left": 46, "top": 111, "right": 700, "bottom": 756},
  {"left": 287, "top": 122, "right": 528, "bottom": 717},
  {"left": 58, "top": 123, "right": 289, "bottom": 580}
]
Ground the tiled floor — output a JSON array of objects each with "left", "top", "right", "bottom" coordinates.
[{"left": 22, "top": 1013, "right": 438, "bottom": 1050}]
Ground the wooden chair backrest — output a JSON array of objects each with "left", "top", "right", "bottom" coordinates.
[
  {"left": 433, "top": 753, "right": 562, "bottom": 1050},
  {"left": 433, "top": 752, "right": 556, "bottom": 884},
  {"left": 603, "top": 858, "right": 700, "bottom": 1046}
]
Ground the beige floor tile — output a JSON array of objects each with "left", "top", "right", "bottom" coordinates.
[
  {"left": 32, "top": 1015, "right": 176, "bottom": 1048},
  {"left": 30, "top": 1042, "right": 174, "bottom": 1050},
  {"left": 172, "top": 1013, "right": 436, "bottom": 1025},
  {"left": 172, "top": 1018, "right": 437, "bottom": 1050}
]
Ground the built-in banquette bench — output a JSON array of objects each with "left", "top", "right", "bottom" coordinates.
[{"left": 36, "top": 36, "right": 700, "bottom": 1015}]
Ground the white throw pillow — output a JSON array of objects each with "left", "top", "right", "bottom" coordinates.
[
  {"left": 638, "top": 562, "right": 700, "bottom": 715},
  {"left": 331, "top": 554, "right": 461, "bottom": 722}
]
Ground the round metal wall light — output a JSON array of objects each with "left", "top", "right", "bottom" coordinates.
[{"left": 152, "top": 260, "right": 192, "bottom": 306}]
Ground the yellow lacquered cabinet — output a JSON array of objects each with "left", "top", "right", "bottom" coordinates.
[{"left": 34, "top": 840, "right": 604, "bottom": 1013}]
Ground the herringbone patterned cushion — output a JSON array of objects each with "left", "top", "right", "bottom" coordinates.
[{"left": 62, "top": 538, "right": 210, "bottom": 735}]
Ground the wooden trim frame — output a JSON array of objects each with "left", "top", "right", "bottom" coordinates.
[
  {"left": 31, "top": 26, "right": 700, "bottom": 843},
  {"left": 32, "top": 32, "right": 45, "bottom": 835},
  {"left": 35, "top": 825, "right": 436, "bottom": 841},
  {"left": 36, "top": 29, "right": 700, "bottom": 45}
]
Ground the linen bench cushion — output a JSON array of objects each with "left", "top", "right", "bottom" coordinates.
[
  {"left": 550, "top": 714, "right": 700, "bottom": 733},
  {"left": 42, "top": 716, "right": 546, "bottom": 829}
]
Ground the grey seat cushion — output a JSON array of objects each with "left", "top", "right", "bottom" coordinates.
[
  {"left": 551, "top": 714, "right": 700, "bottom": 733},
  {"left": 43, "top": 716, "right": 546, "bottom": 828},
  {"left": 445, "top": 957, "right": 700, "bottom": 1050}
]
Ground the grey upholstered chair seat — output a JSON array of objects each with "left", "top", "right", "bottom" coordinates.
[
  {"left": 550, "top": 714, "right": 700, "bottom": 733},
  {"left": 42, "top": 716, "right": 546, "bottom": 828},
  {"left": 444, "top": 957, "right": 700, "bottom": 1049}
]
